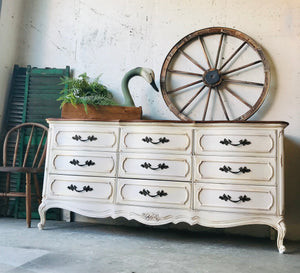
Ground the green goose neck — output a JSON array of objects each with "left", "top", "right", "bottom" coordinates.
[{"left": 121, "top": 67, "right": 142, "bottom": 107}]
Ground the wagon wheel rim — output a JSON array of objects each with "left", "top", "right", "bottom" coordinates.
[{"left": 160, "top": 27, "right": 270, "bottom": 121}]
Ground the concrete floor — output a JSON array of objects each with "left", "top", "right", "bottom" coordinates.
[{"left": 0, "top": 218, "right": 300, "bottom": 273}]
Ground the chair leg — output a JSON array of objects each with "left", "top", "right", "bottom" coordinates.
[
  {"left": 25, "top": 172, "right": 32, "bottom": 228},
  {"left": 33, "top": 174, "right": 42, "bottom": 204},
  {"left": 2, "top": 173, "right": 11, "bottom": 216}
]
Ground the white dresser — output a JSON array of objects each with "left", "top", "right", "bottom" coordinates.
[{"left": 38, "top": 119, "right": 288, "bottom": 253}]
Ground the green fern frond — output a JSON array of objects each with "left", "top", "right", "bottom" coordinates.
[{"left": 58, "top": 73, "right": 119, "bottom": 112}]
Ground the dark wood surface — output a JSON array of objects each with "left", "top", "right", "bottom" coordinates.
[
  {"left": 46, "top": 118, "right": 289, "bottom": 127},
  {"left": 61, "top": 104, "right": 142, "bottom": 120}
]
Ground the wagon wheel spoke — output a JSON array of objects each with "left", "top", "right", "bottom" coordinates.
[
  {"left": 180, "top": 85, "right": 207, "bottom": 113},
  {"left": 223, "top": 86, "right": 253, "bottom": 109},
  {"left": 178, "top": 49, "right": 207, "bottom": 71},
  {"left": 167, "top": 79, "right": 203, "bottom": 94},
  {"left": 216, "top": 87, "right": 230, "bottom": 121},
  {"left": 198, "top": 36, "right": 212, "bottom": 69},
  {"left": 202, "top": 87, "right": 212, "bottom": 121},
  {"left": 215, "top": 33, "right": 224, "bottom": 69},
  {"left": 222, "top": 60, "right": 262, "bottom": 76},
  {"left": 223, "top": 79, "right": 264, "bottom": 87},
  {"left": 219, "top": 41, "right": 247, "bottom": 71},
  {"left": 167, "top": 69, "right": 203, "bottom": 77}
]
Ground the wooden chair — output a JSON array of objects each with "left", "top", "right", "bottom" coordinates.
[{"left": 0, "top": 123, "right": 48, "bottom": 227}]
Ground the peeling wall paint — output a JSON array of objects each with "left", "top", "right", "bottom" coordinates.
[{"left": 0, "top": 0, "right": 300, "bottom": 239}]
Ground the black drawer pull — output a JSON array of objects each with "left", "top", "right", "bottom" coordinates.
[
  {"left": 220, "top": 138, "right": 251, "bottom": 146},
  {"left": 141, "top": 162, "right": 169, "bottom": 170},
  {"left": 69, "top": 159, "right": 95, "bottom": 167},
  {"left": 139, "top": 189, "right": 168, "bottom": 198},
  {"left": 72, "top": 135, "right": 97, "bottom": 142},
  {"left": 142, "top": 136, "right": 170, "bottom": 144},
  {"left": 219, "top": 194, "right": 251, "bottom": 203},
  {"left": 67, "top": 184, "right": 93, "bottom": 192},
  {"left": 219, "top": 165, "right": 251, "bottom": 174}
]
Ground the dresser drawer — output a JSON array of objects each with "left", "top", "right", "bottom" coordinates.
[
  {"left": 49, "top": 151, "right": 117, "bottom": 176},
  {"left": 46, "top": 175, "right": 114, "bottom": 202},
  {"left": 119, "top": 153, "right": 192, "bottom": 181},
  {"left": 120, "top": 126, "right": 192, "bottom": 154},
  {"left": 194, "top": 156, "right": 276, "bottom": 185},
  {"left": 194, "top": 183, "right": 276, "bottom": 214},
  {"left": 194, "top": 129, "right": 276, "bottom": 156},
  {"left": 117, "top": 179, "right": 191, "bottom": 209},
  {"left": 51, "top": 124, "right": 119, "bottom": 151}
]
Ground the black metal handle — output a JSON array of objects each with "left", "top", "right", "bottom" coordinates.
[
  {"left": 139, "top": 189, "right": 168, "bottom": 198},
  {"left": 72, "top": 135, "right": 97, "bottom": 142},
  {"left": 141, "top": 162, "right": 169, "bottom": 170},
  {"left": 142, "top": 136, "right": 170, "bottom": 144},
  {"left": 219, "top": 194, "right": 251, "bottom": 203},
  {"left": 220, "top": 138, "right": 251, "bottom": 146},
  {"left": 67, "top": 184, "right": 93, "bottom": 192},
  {"left": 69, "top": 159, "right": 95, "bottom": 167},
  {"left": 219, "top": 165, "right": 251, "bottom": 174}
]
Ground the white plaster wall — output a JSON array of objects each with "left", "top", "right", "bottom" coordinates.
[
  {"left": 0, "top": 0, "right": 299, "bottom": 240},
  {"left": 0, "top": 0, "right": 25, "bottom": 131}
]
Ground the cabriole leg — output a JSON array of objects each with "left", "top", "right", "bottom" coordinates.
[
  {"left": 277, "top": 220, "right": 286, "bottom": 254},
  {"left": 38, "top": 202, "right": 46, "bottom": 230}
]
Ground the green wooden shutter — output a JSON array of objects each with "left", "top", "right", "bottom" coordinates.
[
  {"left": 0, "top": 65, "right": 70, "bottom": 219},
  {"left": 26, "top": 66, "right": 70, "bottom": 125},
  {"left": 4, "top": 65, "right": 27, "bottom": 129}
]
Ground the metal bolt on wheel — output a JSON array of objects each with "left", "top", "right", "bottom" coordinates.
[{"left": 160, "top": 27, "right": 270, "bottom": 121}]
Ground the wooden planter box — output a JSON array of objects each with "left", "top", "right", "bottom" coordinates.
[{"left": 61, "top": 103, "right": 142, "bottom": 120}]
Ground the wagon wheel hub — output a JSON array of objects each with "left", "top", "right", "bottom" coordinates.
[{"left": 203, "top": 69, "right": 222, "bottom": 87}]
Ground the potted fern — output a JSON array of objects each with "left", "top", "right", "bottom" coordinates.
[{"left": 58, "top": 73, "right": 142, "bottom": 120}]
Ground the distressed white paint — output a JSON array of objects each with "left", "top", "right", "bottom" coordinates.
[{"left": 0, "top": 0, "right": 300, "bottom": 240}]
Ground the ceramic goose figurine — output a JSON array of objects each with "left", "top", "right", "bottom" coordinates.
[{"left": 121, "top": 67, "right": 159, "bottom": 107}]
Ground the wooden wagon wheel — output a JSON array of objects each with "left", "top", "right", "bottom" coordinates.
[{"left": 160, "top": 27, "right": 270, "bottom": 121}]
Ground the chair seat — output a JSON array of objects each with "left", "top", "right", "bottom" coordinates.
[{"left": 0, "top": 166, "right": 44, "bottom": 173}]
